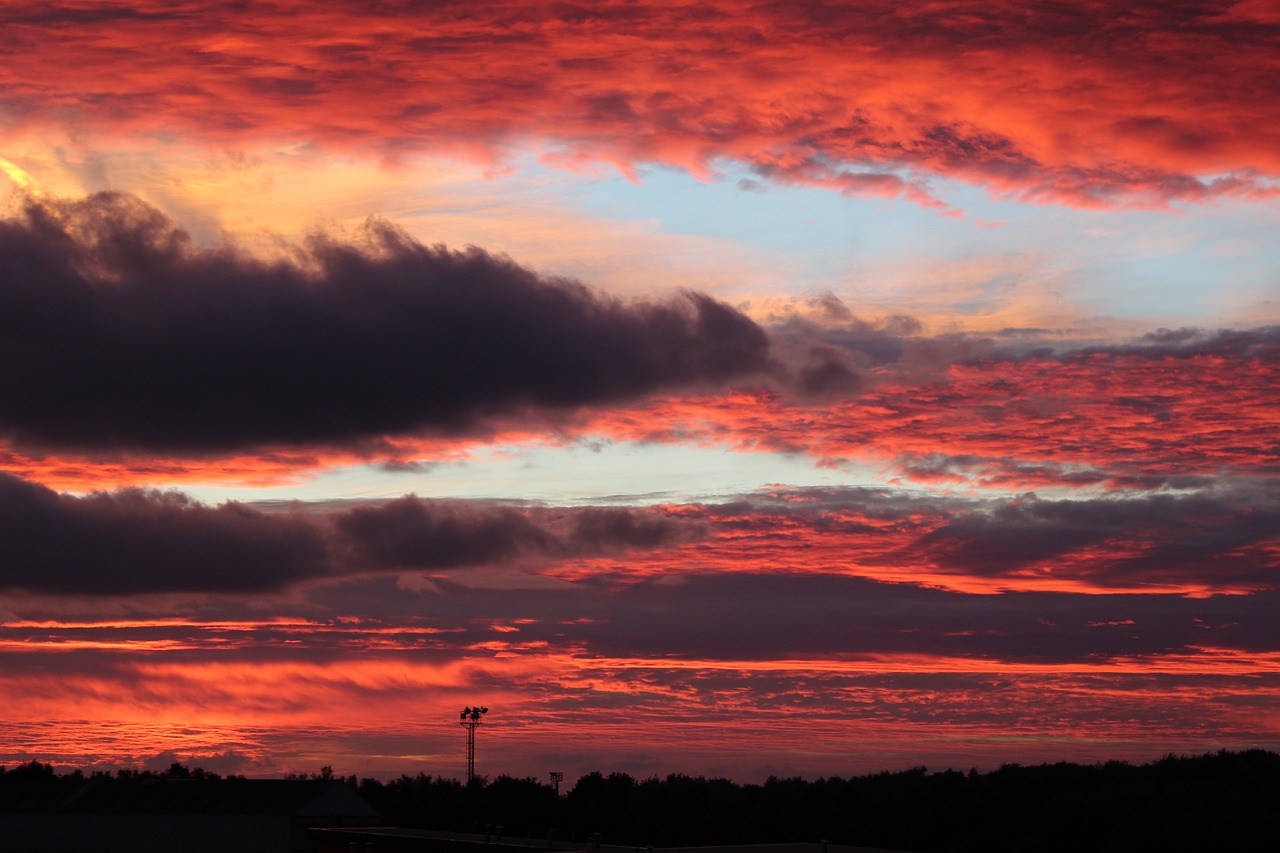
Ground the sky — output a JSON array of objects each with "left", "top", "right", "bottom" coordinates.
[{"left": 0, "top": 0, "right": 1278, "bottom": 784}]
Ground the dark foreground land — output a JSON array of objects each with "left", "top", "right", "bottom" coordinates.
[{"left": 4, "top": 749, "right": 1279, "bottom": 852}]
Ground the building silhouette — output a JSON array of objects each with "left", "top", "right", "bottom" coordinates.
[{"left": 0, "top": 777, "right": 380, "bottom": 853}]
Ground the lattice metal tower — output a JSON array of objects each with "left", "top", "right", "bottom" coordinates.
[
  {"left": 549, "top": 771, "right": 563, "bottom": 845},
  {"left": 459, "top": 705, "right": 488, "bottom": 782}
]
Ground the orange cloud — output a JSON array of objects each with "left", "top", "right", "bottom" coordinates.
[
  {"left": 3, "top": 642, "right": 1276, "bottom": 778},
  {"left": 582, "top": 332, "right": 1280, "bottom": 487},
  {"left": 3, "top": 561, "right": 1277, "bottom": 777},
  {"left": 1, "top": 1, "right": 1277, "bottom": 207},
  {"left": 546, "top": 488, "right": 1279, "bottom": 596}
]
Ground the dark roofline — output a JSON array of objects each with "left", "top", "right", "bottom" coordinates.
[{"left": 3, "top": 778, "right": 378, "bottom": 817}]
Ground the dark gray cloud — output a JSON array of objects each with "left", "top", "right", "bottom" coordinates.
[
  {"left": 765, "top": 296, "right": 1280, "bottom": 370},
  {"left": 975, "top": 322, "right": 1280, "bottom": 365},
  {"left": 0, "top": 473, "right": 328, "bottom": 595},
  {"left": 907, "top": 490, "right": 1280, "bottom": 589},
  {"left": 758, "top": 298, "right": 1279, "bottom": 431},
  {"left": 331, "top": 500, "right": 700, "bottom": 570},
  {"left": 0, "top": 473, "right": 702, "bottom": 595},
  {"left": 0, "top": 192, "right": 771, "bottom": 453},
  {"left": 891, "top": 451, "right": 1223, "bottom": 492},
  {"left": 331, "top": 498, "right": 558, "bottom": 570},
  {"left": 14, "top": 568, "right": 1276, "bottom": 669},
  {"left": 541, "top": 573, "right": 1280, "bottom": 663}
]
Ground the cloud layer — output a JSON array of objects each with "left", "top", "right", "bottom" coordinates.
[
  {"left": 586, "top": 321, "right": 1280, "bottom": 487},
  {"left": 4, "top": 507, "right": 1277, "bottom": 780},
  {"left": 2, "top": 1, "right": 1278, "bottom": 206},
  {"left": 0, "top": 473, "right": 704, "bottom": 594},
  {"left": 3, "top": 474, "right": 1274, "bottom": 598}
]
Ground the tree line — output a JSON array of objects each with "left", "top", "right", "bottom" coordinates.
[{"left": 3, "top": 750, "right": 1278, "bottom": 851}]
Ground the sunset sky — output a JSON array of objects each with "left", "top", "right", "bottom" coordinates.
[{"left": 1, "top": 0, "right": 1278, "bottom": 784}]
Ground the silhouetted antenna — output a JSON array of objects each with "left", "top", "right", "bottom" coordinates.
[{"left": 459, "top": 705, "right": 488, "bottom": 782}]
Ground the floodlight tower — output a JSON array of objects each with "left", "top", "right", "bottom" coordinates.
[
  {"left": 549, "top": 771, "right": 564, "bottom": 846},
  {"left": 459, "top": 705, "right": 488, "bottom": 782}
]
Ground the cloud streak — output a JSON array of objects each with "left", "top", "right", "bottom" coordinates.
[{"left": 571, "top": 485, "right": 1280, "bottom": 596}]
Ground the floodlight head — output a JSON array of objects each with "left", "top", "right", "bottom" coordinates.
[{"left": 480, "top": 707, "right": 489, "bottom": 714}]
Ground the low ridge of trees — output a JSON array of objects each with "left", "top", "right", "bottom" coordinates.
[{"left": 3, "top": 750, "right": 1278, "bottom": 851}]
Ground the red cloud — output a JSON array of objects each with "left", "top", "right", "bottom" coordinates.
[
  {"left": 4, "top": 615, "right": 1278, "bottom": 779},
  {"left": 2, "top": 1, "right": 1278, "bottom": 206},
  {"left": 582, "top": 330, "right": 1280, "bottom": 487},
  {"left": 551, "top": 486, "right": 1280, "bottom": 596}
]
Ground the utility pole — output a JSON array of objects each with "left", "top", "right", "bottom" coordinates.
[{"left": 459, "top": 705, "right": 488, "bottom": 783}]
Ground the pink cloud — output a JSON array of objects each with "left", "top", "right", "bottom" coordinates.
[{"left": 1, "top": 1, "right": 1277, "bottom": 206}]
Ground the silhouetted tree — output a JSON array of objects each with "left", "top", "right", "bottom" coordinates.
[{"left": 5, "top": 751, "right": 1279, "bottom": 851}]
